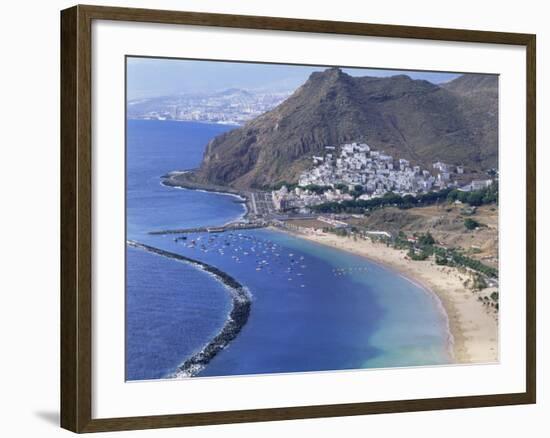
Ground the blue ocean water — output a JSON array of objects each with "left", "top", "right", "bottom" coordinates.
[
  {"left": 126, "top": 246, "right": 231, "bottom": 380},
  {"left": 125, "top": 119, "right": 452, "bottom": 380}
]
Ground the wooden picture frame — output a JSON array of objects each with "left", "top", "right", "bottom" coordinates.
[{"left": 61, "top": 4, "right": 536, "bottom": 433}]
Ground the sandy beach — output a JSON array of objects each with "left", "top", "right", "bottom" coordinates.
[{"left": 279, "top": 228, "right": 498, "bottom": 364}]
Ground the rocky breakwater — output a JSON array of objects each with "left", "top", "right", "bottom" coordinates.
[{"left": 127, "top": 240, "right": 252, "bottom": 377}]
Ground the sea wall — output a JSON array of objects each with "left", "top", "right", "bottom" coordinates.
[
  {"left": 162, "top": 171, "right": 243, "bottom": 196},
  {"left": 127, "top": 240, "right": 251, "bottom": 377}
]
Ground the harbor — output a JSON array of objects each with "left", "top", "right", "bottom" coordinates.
[{"left": 148, "top": 222, "right": 266, "bottom": 235}]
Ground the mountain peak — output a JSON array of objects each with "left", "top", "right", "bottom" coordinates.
[
  {"left": 388, "top": 74, "right": 414, "bottom": 82},
  {"left": 443, "top": 74, "right": 498, "bottom": 95},
  {"left": 308, "top": 67, "right": 350, "bottom": 83},
  {"left": 215, "top": 88, "right": 253, "bottom": 97},
  {"left": 189, "top": 71, "right": 498, "bottom": 189},
  {"left": 324, "top": 66, "right": 345, "bottom": 76}
]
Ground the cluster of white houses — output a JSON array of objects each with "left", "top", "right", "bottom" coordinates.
[{"left": 272, "top": 141, "right": 492, "bottom": 212}]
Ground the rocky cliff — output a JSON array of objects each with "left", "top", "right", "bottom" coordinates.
[{"left": 187, "top": 68, "right": 498, "bottom": 189}]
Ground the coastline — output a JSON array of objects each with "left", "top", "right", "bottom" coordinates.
[
  {"left": 155, "top": 172, "right": 497, "bottom": 366},
  {"left": 161, "top": 171, "right": 243, "bottom": 196},
  {"left": 127, "top": 240, "right": 252, "bottom": 378},
  {"left": 161, "top": 173, "right": 249, "bottom": 225},
  {"left": 274, "top": 227, "right": 498, "bottom": 365},
  {"left": 128, "top": 117, "right": 242, "bottom": 127}
]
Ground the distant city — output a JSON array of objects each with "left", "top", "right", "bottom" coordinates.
[{"left": 127, "top": 88, "right": 292, "bottom": 125}]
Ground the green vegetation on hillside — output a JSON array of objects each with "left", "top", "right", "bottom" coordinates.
[
  {"left": 392, "top": 231, "right": 498, "bottom": 278},
  {"left": 312, "top": 184, "right": 498, "bottom": 214},
  {"left": 464, "top": 218, "right": 481, "bottom": 230},
  {"left": 325, "top": 227, "right": 498, "bottom": 279},
  {"left": 447, "top": 182, "right": 498, "bottom": 206}
]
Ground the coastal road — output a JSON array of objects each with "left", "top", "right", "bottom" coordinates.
[
  {"left": 249, "top": 192, "right": 259, "bottom": 215},
  {"left": 248, "top": 191, "right": 275, "bottom": 217}
]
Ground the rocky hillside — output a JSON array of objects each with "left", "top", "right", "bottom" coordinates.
[
  {"left": 187, "top": 68, "right": 498, "bottom": 189},
  {"left": 441, "top": 74, "right": 498, "bottom": 167},
  {"left": 349, "top": 204, "right": 499, "bottom": 267}
]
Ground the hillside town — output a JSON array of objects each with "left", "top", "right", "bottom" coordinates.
[{"left": 272, "top": 142, "right": 493, "bottom": 212}]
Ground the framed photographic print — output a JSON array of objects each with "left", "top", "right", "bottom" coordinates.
[{"left": 60, "top": 4, "right": 536, "bottom": 433}]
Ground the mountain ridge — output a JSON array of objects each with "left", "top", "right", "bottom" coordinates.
[{"left": 186, "top": 68, "right": 498, "bottom": 189}]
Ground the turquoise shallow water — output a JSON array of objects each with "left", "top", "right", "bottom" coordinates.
[{"left": 125, "top": 119, "right": 451, "bottom": 380}]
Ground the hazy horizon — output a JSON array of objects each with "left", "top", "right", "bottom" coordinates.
[{"left": 127, "top": 57, "right": 463, "bottom": 100}]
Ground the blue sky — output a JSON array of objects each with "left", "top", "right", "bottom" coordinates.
[{"left": 127, "top": 57, "right": 461, "bottom": 100}]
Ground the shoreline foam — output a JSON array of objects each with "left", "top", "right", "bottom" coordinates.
[
  {"left": 161, "top": 174, "right": 250, "bottom": 224},
  {"left": 162, "top": 180, "right": 249, "bottom": 224}
]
